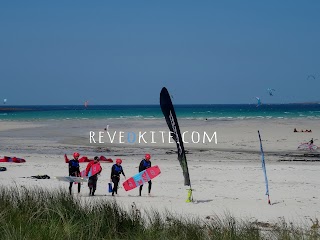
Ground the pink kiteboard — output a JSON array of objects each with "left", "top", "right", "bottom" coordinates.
[
  {"left": 123, "top": 165, "right": 161, "bottom": 191},
  {"left": 88, "top": 163, "right": 102, "bottom": 177}
]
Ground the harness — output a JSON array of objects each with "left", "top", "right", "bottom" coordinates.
[
  {"left": 143, "top": 159, "right": 151, "bottom": 168},
  {"left": 69, "top": 159, "right": 80, "bottom": 175},
  {"left": 112, "top": 164, "right": 123, "bottom": 178},
  {"left": 69, "top": 159, "right": 79, "bottom": 168}
]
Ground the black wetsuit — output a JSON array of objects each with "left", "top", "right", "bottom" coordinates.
[
  {"left": 139, "top": 159, "right": 151, "bottom": 196},
  {"left": 110, "top": 164, "right": 125, "bottom": 196},
  {"left": 68, "top": 159, "right": 81, "bottom": 194},
  {"left": 88, "top": 175, "right": 98, "bottom": 195}
]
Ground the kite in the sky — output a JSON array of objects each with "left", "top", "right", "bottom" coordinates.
[
  {"left": 256, "top": 97, "right": 261, "bottom": 107},
  {"left": 307, "top": 75, "right": 316, "bottom": 80},
  {"left": 3, "top": 98, "right": 7, "bottom": 104},
  {"left": 267, "top": 88, "right": 275, "bottom": 96}
]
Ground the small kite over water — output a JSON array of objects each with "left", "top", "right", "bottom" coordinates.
[
  {"left": 256, "top": 97, "right": 261, "bottom": 107},
  {"left": 3, "top": 98, "right": 7, "bottom": 104},
  {"left": 267, "top": 88, "right": 275, "bottom": 96}
]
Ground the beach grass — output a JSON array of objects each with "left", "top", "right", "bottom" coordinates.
[{"left": 0, "top": 186, "right": 318, "bottom": 240}]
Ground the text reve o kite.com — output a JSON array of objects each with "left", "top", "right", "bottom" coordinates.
[{"left": 89, "top": 130, "right": 217, "bottom": 144}]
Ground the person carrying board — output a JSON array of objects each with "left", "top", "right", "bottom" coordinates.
[
  {"left": 139, "top": 154, "right": 152, "bottom": 196},
  {"left": 85, "top": 156, "right": 102, "bottom": 196},
  {"left": 68, "top": 152, "right": 81, "bottom": 195}
]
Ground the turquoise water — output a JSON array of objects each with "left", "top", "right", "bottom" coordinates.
[{"left": 1, "top": 104, "right": 320, "bottom": 120}]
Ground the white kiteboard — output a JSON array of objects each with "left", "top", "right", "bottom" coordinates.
[{"left": 55, "top": 176, "right": 88, "bottom": 183}]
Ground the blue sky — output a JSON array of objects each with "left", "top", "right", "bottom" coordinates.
[{"left": 1, "top": 1, "right": 320, "bottom": 105}]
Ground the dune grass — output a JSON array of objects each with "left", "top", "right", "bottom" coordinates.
[{"left": 0, "top": 186, "right": 318, "bottom": 240}]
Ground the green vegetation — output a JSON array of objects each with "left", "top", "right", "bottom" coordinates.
[{"left": 0, "top": 186, "right": 318, "bottom": 240}]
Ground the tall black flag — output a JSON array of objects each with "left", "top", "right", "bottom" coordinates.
[{"left": 160, "top": 87, "right": 191, "bottom": 186}]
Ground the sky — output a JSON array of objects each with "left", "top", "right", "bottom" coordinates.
[{"left": 1, "top": 1, "right": 320, "bottom": 105}]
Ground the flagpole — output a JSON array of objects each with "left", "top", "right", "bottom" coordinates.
[{"left": 258, "top": 130, "right": 271, "bottom": 205}]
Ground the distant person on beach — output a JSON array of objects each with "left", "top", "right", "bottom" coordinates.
[
  {"left": 68, "top": 152, "right": 81, "bottom": 194},
  {"left": 85, "top": 156, "right": 102, "bottom": 196},
  {"left": 294, "top": 128, "right": 298, "bottom": 132},
  {"left": 110, "top": 159, "right": 126, "bottom": 196},
  {"left": 139, "top": 154, "right": 152, "bottom": 196},
  {"left": 309, "top": 138, "right": 314, "bottom": 145}
]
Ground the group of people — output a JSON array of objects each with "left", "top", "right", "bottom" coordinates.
[
  {"left": 68, "top": 152, "right": 153, "bottom": 196},
  {"left": 294, "top": 128, "right": 312, "bottom": 133}
]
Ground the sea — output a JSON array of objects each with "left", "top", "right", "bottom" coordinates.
[{"left": 1, "top": 104, "right": 320, "bottom": 121}]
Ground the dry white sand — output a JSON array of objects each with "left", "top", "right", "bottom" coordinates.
[{"left": 0, "top": 118, "right": 319, "bottom": 225}]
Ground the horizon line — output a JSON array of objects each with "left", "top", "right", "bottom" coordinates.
[{"left": 1, "top": 102, "right": 320, "bottom": 107}]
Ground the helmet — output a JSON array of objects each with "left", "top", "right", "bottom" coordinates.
[
  {"left": 116, "top": 159, "right": 122, "bottom": 164},
  {"left": 73, "top": 152, "right": 80, "bottom": 158},
  {"left": 94, "top": 156, "right": 100, "bottom": 161},
  {"left": 145, "top": 154, "right": 151, "bottom": 161}
]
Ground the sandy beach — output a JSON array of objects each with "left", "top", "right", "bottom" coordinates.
[{"left": 0, "top": 118, "right": 319, "bottom": 225}]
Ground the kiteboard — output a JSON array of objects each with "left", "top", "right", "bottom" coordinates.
[
  {"left": 72, "top": 170, "right": 86, "bottom": 185},
  {"left": 88, "top": 163, "right": 102, "bottom": 177},
  {"left": 123, "top": 165, "right": 161, "bottom": 191},
  {"left": 80, "top": 170, "right": 86, "bottom": 177},
  {"left": 55, "top": 176, "right": 88, "bottom": 183},
  {"left": 297, "top": 143, "right": 318, "bottom": 151}
]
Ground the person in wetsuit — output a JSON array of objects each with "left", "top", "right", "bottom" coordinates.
[
  {"left": 85, "top": 156, "right": 102, "bottom": 196},
  {"left": 68, "top": 152, "right": 81, "bottom": 194},
  {"left": 110, "top": 159, "right": 126, "bottom": 196},
  {"left": 139, "top": 153, "right": 152, "bottom": 196}
]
